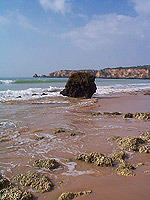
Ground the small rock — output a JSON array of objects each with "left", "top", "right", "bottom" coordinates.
[
  {"left": 139, "top": 145, "right": 150, "bottom": 153},
  {"left": 33, "top": 159, "right": 59, "bottom": 169},
  {"left": 75, "top": 152, "right": 114, "bottom": 167},
  {"left": 58, "top": 190, "right": 92, "bottom": 200},
  {"left": 35, "top": 136, "right": 45, "bottom": 141},
  {"left": 115, "top": 163, "right": 135, "bottom": 177},
  {"left": 69, "top": 132, "right": 76, "bottom": 136},
  {"left": 13, "top": 172, "right": 53, "bottom": 193},
  {"left": 136, "top": 163, "right": 144, "bottom": 167},
  {"left": 54, "top": 128, "right": 66, "bottom": 134},
  {"left": 115, "top": 136, "right": 145, "bottom": 152},
  {"left": 0, "top": 175, "right": 32, "bottom": 199},
  {"left": 103, "top": 112, "right": 122, "bottom": 116},
  {"left": 110, "top": 150, "right": 127, "bottom": 163},
  {"left": 123, "top": 113, "right": 134, "bottom": 118},
  {"left": 107, "top": 136, "right": 122, "bottom": 142},
  {"left": 144, "top": 170, "right": 150, "bottom": 173}
]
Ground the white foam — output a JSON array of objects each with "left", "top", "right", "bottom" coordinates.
[
  {"left": 96, "top": 83, "right": 150, "bottom": 95},
  {"left": 0, "top": 80, "right": 14, "bottom": 84},
  {"left": 0, "top": 86, "right": 63, "bottom": 102}
]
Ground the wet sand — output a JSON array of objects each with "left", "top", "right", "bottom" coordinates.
[{"left": 1, "top": 91, "right": 150, "bottom": 200}]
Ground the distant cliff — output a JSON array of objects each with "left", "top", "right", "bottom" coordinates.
[{"left": 33, "top": 65, "right": 150, "bottom": 79}]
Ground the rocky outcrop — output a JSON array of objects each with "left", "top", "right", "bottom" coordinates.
[
  {"left": 35, "top": 65, "right": 150, "bottom": 79},
  {"left": 60, "top": 72, "right": 97, "bottom": 98}
]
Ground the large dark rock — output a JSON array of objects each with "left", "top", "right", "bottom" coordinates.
[{"left": 60, "top": 72, "right": 97, "bottom": 98}]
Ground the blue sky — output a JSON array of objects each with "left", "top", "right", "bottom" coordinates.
[{"left": 0, "top": 0, "right": 150, "bottom": 77}]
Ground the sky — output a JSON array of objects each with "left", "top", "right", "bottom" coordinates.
[{"left": 0, "top": 0, "right": 150, "bottom": 77}]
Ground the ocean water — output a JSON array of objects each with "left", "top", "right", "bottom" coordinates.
[{"left": 0, "top": 77, "right": 150, "bottom": 102}]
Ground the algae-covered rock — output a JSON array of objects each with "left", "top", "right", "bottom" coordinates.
[
  {"left": 115, "top": 163, "right": 135, "bottom": 177},
  {"left": 103, "top": 112, "right": 122, "bottom": 116},
  {"left": 75, "top": 152, "right": 113, "bottom": 167},
  {"left": 90, "top": 112, "right": 102, "bottom": 116},
  {"left": 0, "top": 175, "right": 10, "bottom": 190},
  {"left": 0, "top": 186, "right": 32, "bottom": 200},
  {"left": 107, "top": 136, "right": 122, "bottom": 142},
  {"left": 136, "top": 163, "right": 144, "bottom": 167},
  {"left": 139, "top": 145, "right": 150, "bottom": 153},
  {"left": 123, "top": 113, "right": 134, "bottom": 118},
  {"left": 35, "top": 136, "right": 44, "bottom": 141},
  {"left": 110, "top": 150, "right": 127, "bottom": 163},
  {"left": 13, "top": 172, "right": 53, "bottom": 193},
  {"left": 0, "top": 175, "right": 32, "bottom": 200},
  {"left": 58, "top": 190, "right": 92, "bottom": 200},
  {"left": 116, "top": 136, "right": 145, "bottom": 151},
  {"left": 140, "top": 131, "right": 150, "bottom": 142},
  {"left": 33, "top": 159, "right": 59, "bottom": 169},
  {"left": 60, "top": 72, "right": 97, "bottom": 98},
  {"left": 54, "top": 128, "right": 66, "bottom": 134},
  {"left": 134, "top": 112, "right": 150, "bottom": 120},
  {"left": 144, "top": 170, "right": 150, "bottom": 173},
  {"left": 123, "top": 112, "right": 150, "bottom": 120}
]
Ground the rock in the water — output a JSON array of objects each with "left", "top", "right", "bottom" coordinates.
[
  {"left": 54, "top": 128, "right": 66, "bottom": 134},
  {"left": 115, "top": 136, "right": 145, "bottom": 151},
  {"left": 103, "top": 112, "right": 122, "bottom": 116},
  {"left": 33, "top": 159, "right": 59, "bottom": 169},
  {"left": 0, "top": 175, "right": 32, "bottom": 200},
  {"left": 75, "top": 152, "right": 113, "bottom": 167},
  {"left": 58, "top": 190, "right": 92, "bottom": 200},
  {"left": 110, "top": 150, "right": 127, "bottom": 163},
  {"left": 123, "top": 113, "right": 134, "bottom": 118},
  {"left": 123, "top": 112, "right": 150, "bottom": 120},
  {"left": 139, "top": 145, "right": 150, "bottom": 153},
  {"left": 115, "top": 163, "right": 135, "bottom": 177},
  {"left": 13, "top": 172, "right": 53, "bottom": 193},
  {"left": 60, "top": 72, "right": 97, "bottom": 98}
]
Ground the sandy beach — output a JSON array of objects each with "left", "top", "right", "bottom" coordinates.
[{"left": 1, "top": 90, "right": 150, "bottom": 200}]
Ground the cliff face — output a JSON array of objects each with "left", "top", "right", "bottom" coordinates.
[
  {"left": 95, "top": 68, "right": 150, "bottom": 79},
  {"left": 46, "top": 67, "right": 150, "bottom": 79}
]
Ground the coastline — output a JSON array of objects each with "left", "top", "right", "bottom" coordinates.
[{"left": 1, "top": 90, "right": 150, "bottom": 199}]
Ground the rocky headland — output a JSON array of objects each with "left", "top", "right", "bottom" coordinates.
[{"left": 33, "top": 65, "right": 150, "bottom": 79}]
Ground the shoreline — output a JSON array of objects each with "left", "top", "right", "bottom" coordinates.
[{"left": 0, "top": 90, "right": 150, "bottom": 199}]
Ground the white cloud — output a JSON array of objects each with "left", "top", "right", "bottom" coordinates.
[
  {"left": 63, "top": 1, "right": 150, "bottom": 51},
  {"left": 1, "top": 11, "right": 43, "bottom": 34},
  {"left": 17, "top": 13, "right": 40, "bottom": 32},
  {"left": 39, "top": 0, "right": 71, "bottom": 14},
  {"left": 130, "top": 0, "right": 150, "bottom": 15},
  {"left": 0, "top": 16, "right": 10, "bottom": 25}
]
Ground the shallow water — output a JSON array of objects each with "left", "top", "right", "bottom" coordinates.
[{"left": 1, "top": 92, "right": 150, "bottom": 199}]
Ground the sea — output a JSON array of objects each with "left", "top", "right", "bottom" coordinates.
[{"left": 0, "top": 77, "right": 150, "bottom": 102}]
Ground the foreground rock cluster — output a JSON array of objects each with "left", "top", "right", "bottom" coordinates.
[
  {"left": 108, "top": 131, "right": 150, "bottom": 153},
  {"left": 75, "top": 150, "right": 135, "bottom": 177},
  {"left": 123, "top": 112, "right": 150, "bottom": 120},
  {"left": 13, "top": 172, "right": 53, "bottom": 193},
  {"left": 0, "top": 175, "right": 32, "bottom": 200},
  {"left": 75, "top": 152, "right": 113, "bottom": 167},
  {"left": 33, "top": 159, "right": 59, "bottom": 170},
  {"left": 58, "top": 190, "right": 92, "bottom": 200}
]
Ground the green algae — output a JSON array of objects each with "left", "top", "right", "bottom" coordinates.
[
  {"left": 58, "top": 190, "right": 92, "bottom": 200},
  {"left": 75, "top": 152, "right": 114, "bottom": 167},
  {"left": 0, "top": 175, "right": 32, "bottom": 200},
  {"left": 13, "top": 172, "right": 53, "bottom": 193},
  {"left": 33, "top": 159, "right": 59, "bottom": 169},
  {"left": 115, "top": 163, "right": 135, "bottom": 177},
  {"left": 123, "top": 112, "right": 150, "bottom": 120}
]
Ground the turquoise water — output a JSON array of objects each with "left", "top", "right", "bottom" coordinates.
[{"left": 0, "top": 77, "right": 150, "bottom": 102}]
